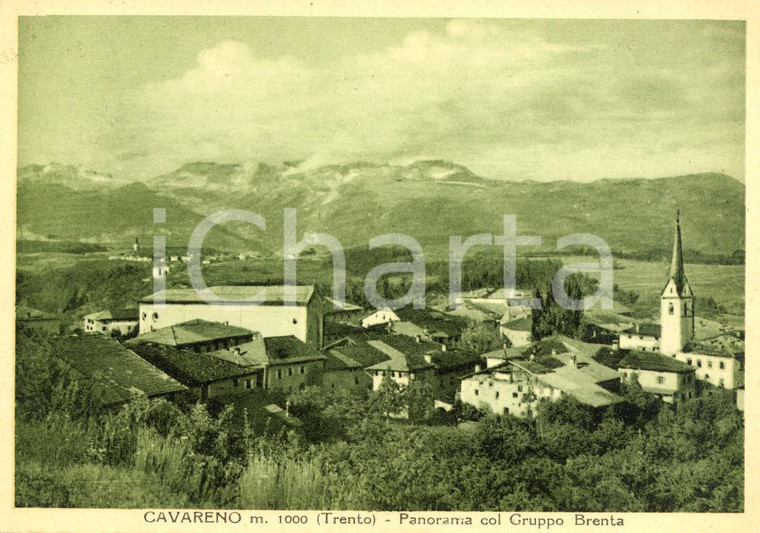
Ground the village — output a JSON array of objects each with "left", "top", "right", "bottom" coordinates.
[{"left": 16, "top": 212, "right": 745, "bottom": 426}]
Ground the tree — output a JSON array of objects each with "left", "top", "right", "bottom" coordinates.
[
  {"left": 531, "top": 275, "right": 585, "bottom": 341},
  {"left": 458, "top": 321, "right": 502, "bottom": 354},
  {"left": 372, "top": 374, "right": 406, "bottom": 422},
  {"left": 406, "top": 378, "right": 436, "bottom": 422}
]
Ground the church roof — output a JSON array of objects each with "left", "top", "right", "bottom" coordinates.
[{"left": 664, "top": 210, "right": 689, "bottom": 296}]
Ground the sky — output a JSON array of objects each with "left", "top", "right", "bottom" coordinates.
[{"left": 17, "top": 17, "right": 745, "bottom": 182}]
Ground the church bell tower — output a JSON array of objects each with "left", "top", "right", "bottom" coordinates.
[{"left": 660, "top": 210, "right": 694, "bottom": 355}]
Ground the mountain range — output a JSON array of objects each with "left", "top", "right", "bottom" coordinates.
[{"left": 16, "top": 161, "right": 745, "bottom": 259}]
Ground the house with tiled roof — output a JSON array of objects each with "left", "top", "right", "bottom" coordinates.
[
  {"left": 138, "top": 284, "right": 322, "bottom": 345},
  {"left": 130, "top": 340, "right": 264, "bottom": 400},
  {"left": 499, "top": 316, "right": 532, "bottom": 347},
  {"left": 357, "top": 308, "right": 400, "bottom": 329},
  {"left": 365, "top": 337, "right": 436, "bottom": 390},
  {"left": 263, "top": 336, "right": 327, "bottom": 392},
  {"left": 322, "top": 349, "right": 372, "bottom": 393},
  {"left": 128, "top": 319, "right": 255, "bottom": 352},
  {"left": 619, "top": 323, "right": 661, "bottom": 352},
  {"left": 53, "top": 335, "right": 187, "bottom": 406},
  {"left": 392, "top": 308, "right": 468, "bottom": 346},
  {"left": 678, "top": 332, "right": 744, "bottom": 389},
  {"left": 460, "top": 335, "right": 623, "bottom": 417},
  {"left": 131, "top": 331, "right": 325, "bottom": 399},
  {"left": 617, "top": 350, "right": 696, "bottom": 403},
  {"left": 16, "top": 305, "right": 61, "bottom": 335},
  {"left": 84, "top": 307, "right": 138, "bottom": 336}
]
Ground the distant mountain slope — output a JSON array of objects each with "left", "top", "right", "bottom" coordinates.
[
  {"left": 16, "top": 180, "right": 254, "bottom": 251},
  {"left": 17, "top": 161, "right": 745, "bottom": 258}
]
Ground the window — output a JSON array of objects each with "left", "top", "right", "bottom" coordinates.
[
  {"left": 292, "top": 318, "right": 298, "bottom": 324},
  {"left": 656, "top": 376, "right": 665, "bottom": 384},
  {"left": 684, "top": 302, "right": 689, "bottom": 315},
  {"left": 517, "top": 385, "right": 523, "bottom": 392},
  {"left": 707, "top": 361, "right": 713, "bottom": 369},
  {"left": 391, "top": 372, "right": 396, "bottom": 378},
  {"left": 141, "top": 312, "right": 147, "bottom": 320},
  {"left": 474, "top": 389, "right": 479, "bottom": 396},
  {"left": 277, "top": 370, "right": 282, "bottom": 379},
  {"left": 719, "top": 362, "right": 725, "bottom": 369},
  {"left": 152, "top": 312, "right": 159, "bottom": 321},
  {"left": 288, "top": 367, "right": 293, "bottom": 376},
  {"left": 669, "top": 303, "right": 674, "bottom": 315},
  {"left": 233, "top": 378, "right": 239, "bottom": 387},
  {"left": 102, "top": 326, "right": 107, "bottom": 332},
  {"left": 697, "top": 360, "right": 702, "bottom": 368},
  {"left": 512, "top": 392, "right": 518, "bottom": 398},
  {"left": 495, "top": 392, "right": 500, "bottom": 399},
  {"left": 354, "top": 376, "right": 360, "bottom": 385},
  {"left": 687, "top": 358, "right": 692, "bottom": 365},
  {"left": 245, "top": 379, "right": 252, "bottom": 390},
  {"left": 300, "top": 365, "right": 305, "bottom": 374}
]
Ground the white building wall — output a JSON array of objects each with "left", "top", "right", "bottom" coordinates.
[
  {"left": 361, "top": 309, "right": 399, "bottom": 328},
  {"left": 86, "top": 319, "right": 138, "bottom": 335},
  {"left": 459, "top": 373, "right": 557, "bottom": 417},
  {"left": 138, "top": 302, "right": 309, "bottom": 342},
  {"left": 619, "top": 368, "right": 695, "bottom": 403},
  {"left": 369, "top": 367, "right": 434, "bottom": 391},
  {"left": 619, "top": 333, "right": 660, "bottom": 352},
  {"left": 675, "top": 352, "right": 741, "bottom": 389}
]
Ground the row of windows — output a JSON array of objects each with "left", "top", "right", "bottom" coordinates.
[
  {"left": 373, "top": 370, "right": 408, "bottom": 378},
  {"left": 276, "top": 366, "right": 307, "bottom": 379},
  {"left": 472, "top": 387, "right": 521, "bottom": 400},
  {"left": 686, "top": 358, "right": 725, "bottom": 370}
]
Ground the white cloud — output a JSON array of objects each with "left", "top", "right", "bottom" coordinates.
[{"left": 107, "top": 20, "right": 744, "bottom": 181}]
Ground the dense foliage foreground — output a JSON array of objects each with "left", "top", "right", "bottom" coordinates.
[{"left": 16, "top": 328, "right": 743, "bottom": 511}]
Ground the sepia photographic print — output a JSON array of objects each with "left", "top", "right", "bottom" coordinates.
[{"left": 4, "top": 2, "right": 759, "bottom": 532}]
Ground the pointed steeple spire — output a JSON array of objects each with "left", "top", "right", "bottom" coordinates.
[{"left": 668, "top": 210, "right": 686, "bottom": 294}]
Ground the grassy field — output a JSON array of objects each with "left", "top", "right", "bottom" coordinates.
[
  {"left": 611, "top": 258, "right": 744, "bottom": 316},
  {"left": 16, "top": 249, "right": 744, "bottom": 328}
]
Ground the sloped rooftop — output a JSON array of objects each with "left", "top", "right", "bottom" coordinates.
[
  {"left": 53, "top": 335, "right": 187, "bottom": 404},
  {"left": 16, "top": 305, "right": 57, "bottom": 320},
  {"left": 622, "top": 323, "right": 662, "bottom": 338},
  {"left": 130, "top": 342, "right": 263, "bottom": 386},
  {"left": 365, "top": 340, "right": 434, "bottom": 373},
  {"left": 128, "top": 320, "right": 255, "bottom": 347},
  {"left": 618, "top": 350, "right": 694, "bottom": 373},
  {"left": 501, "top": 316, "right": 532, "bottom": 332},
  {"left": 140, "top": 285, "right": 314, "bottom": 305},
  {"left": 263, "top": 335, "right": 326, "bottom": 365}
]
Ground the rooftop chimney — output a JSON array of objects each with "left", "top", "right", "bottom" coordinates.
[{"left": 423, "top": 354, "right": 433, "bottom": 364}]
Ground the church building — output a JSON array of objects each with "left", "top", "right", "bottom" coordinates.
[
  {"left": 660, "top": 210, "right": 695, "bottom": 356},
  {"left": 657, "top": 211, "right": 743, "bottom": 389}
]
